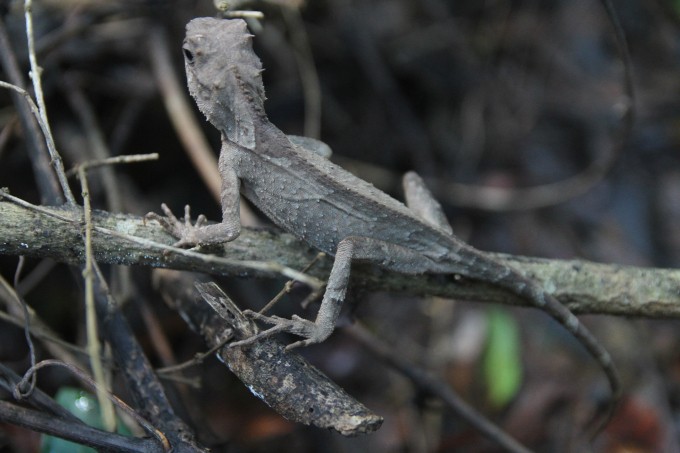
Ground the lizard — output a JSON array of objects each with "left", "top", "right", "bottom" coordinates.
[{"left": 148, "top": 17, "right": 621, "bottom": 431}]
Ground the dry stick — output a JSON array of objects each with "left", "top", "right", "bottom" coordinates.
[
  {"left": 77, "top": 163, "right": 117, "bottom": 432},
  {"left": 12, "top": 258, "right": 37, "bottom": 396},
  {"left": 0, "top": 275, "right": 86, "bottom": 364},
  {"left": 0, "top": 401, "right": 163, "bottom": 453},
  {"left": 0, "top": 362, "right": 84, "bottom": 423},
  {"left": 15, "top": 359, "right": 170, "bottom": 451},
  {"left": 259, "top": 252, "right": 326, "bottom": 315},
  {"left": 71, "top": 154, "right": 161, "bottom": 431},
  {"left": 65, "top": 154, "right": 160, "bottom": 176},
  {"left": 0, "top": 20, "right": 61, "bottom": 205},
  {"left": 90, "top": 264, "right": 204, "bottom": 451},
  {"left": 161, "top": 275, "right": 383, "bottom": 436},
  {"left": 65, "top": 78, "right": 140, "bottom": 307},
  {"left": 156, "top": 337, "right": 231, "bottom": 377},
  {"left": 23, "top": 0, "right": 75, "bottom": 205},
  {"left": 224, "top": 10, "right": 265, "bottom": 19},
  {"left": 345, "top": 322, "right": 532, "bottom": 453}
]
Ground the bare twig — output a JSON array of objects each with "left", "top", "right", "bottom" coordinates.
[
  {"left": 89, "top": 264, "right": 206, "bottom": 451},
  {"left": 156, "top": 337, "right": 231, "bottom": 376},
  {"left": 0, "top": 400, "right": 164, "bottom": 453},
  {"left": 76, "top": 163, "right": 116, "bottom": 431},
  {"left": 0, "top": 274, "right": 86, "bottom": 364},
  {"left": 65, "top": 154, "right": 160, "bottom": 178},
  {"left": 12, "top": 258, "right": 37, "bottom": 395},
  {"left": 345, "top": 322, "right": 533, "bottom": 453},
  {"left": 23, "top": 0, "right": 75, "bottom": 205},
  {"left": 0, "top": 20, "right": 61, "bottom": 205},
  {"left": 14, "top": 359, "right": 170, "bottom": 451},
  {"left": 259, "top": 252, "right": 326, "bottom": 314}
]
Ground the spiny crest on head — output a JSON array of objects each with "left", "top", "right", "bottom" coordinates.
[
  {"left": 186, "top": 18, "right": 266, "bottom": 106},
  {"left": 220, "top": 21, "right": 266, "bottom": 108}
]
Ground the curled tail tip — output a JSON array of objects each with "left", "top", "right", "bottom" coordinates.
[{"left": 587, "top": 380, "right": 622, "bottom": 441}]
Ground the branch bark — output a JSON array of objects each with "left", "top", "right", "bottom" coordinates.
[{"left": 1, "top": 199, "right": 679, "bottom": 318}]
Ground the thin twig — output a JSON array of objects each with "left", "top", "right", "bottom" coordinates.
[
  {"left": 156, "top": 337, "right": 232, "bottom": 375},
  {"left": 77, "top": 163, "right": 117, "bottom": 431},
  {"left": 0, "top": 274, "right": 85, "bottom": 364},
  {"left": 15, "top": 359, "right": 170, "bottom": 451},
  {"left": 23, "top": 0, "right": 75, "bottom": 205},
  {"left": 259, "top": 252, "right": 326, "bottom": 314},
  {"left": 12, "top": 258, "right": 37, "bottom": 395},
  {"left": 0, "top": 81, "right": 72, "bottom": 203},
  {"left": 67, "top": 153, "right": 159, "bottom": 431},
  {"left": 0, "top": 19, "right": 61, "bottom": 204},
  {"left": 0, "top": 401, "right": 164, "bottom": 453},
  {"left": 65, "top": 154, "right": 160, "bottom": 177},
  {"left": 225, "top": 10, "right": 265, "bottom": 19},
  {"left": 345, "top": 322, "right": 533, "bottom": 453}
]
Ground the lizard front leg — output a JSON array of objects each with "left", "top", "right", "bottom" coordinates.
[
  {"left": 233, "top": 236, "right": 438, "bottom": 350},
  {"left": 147, "top": 144, "right": 242, "bottom": 247}
]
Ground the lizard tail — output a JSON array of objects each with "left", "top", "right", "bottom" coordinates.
[{"left": 459, "top": 252, "right": 621, "bottom": 439}]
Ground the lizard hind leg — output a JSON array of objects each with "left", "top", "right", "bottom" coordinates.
[
  {"left": 402, "top": 171, "right": 453, "bottom": 234},
  {"left": 235, "top": 236, "right": 439, "bottom": 350}
]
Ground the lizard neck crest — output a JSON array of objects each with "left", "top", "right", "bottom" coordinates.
[{"left": 184, "top": 18, "right": 266, "bottom": 150}]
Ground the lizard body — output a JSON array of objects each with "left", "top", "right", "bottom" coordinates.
[{"left": 151, "top": 17, "right": 620, "bottom": 430}]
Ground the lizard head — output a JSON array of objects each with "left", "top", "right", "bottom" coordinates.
[{"left": 183, "top": 18, "right": 266, "bottom": 149}]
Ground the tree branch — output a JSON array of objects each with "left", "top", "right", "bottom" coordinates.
[{"left": 1, "top": 198, "right": 679, "bottom": 318}]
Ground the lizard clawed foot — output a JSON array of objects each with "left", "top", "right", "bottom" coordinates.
[
  {"left": 231, "top": 310, "right": 331, "bottom": 350},
  {"left": 145, "top": 203, "right": 208, "bottom": 248}
]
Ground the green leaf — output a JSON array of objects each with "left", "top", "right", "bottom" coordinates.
[{"left": 483, "top": 309, "right": 523, "bottom": 409}]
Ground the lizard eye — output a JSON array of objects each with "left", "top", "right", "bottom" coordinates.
[{"left": 183, "top": 47, "right": 195, "bottom": 65}]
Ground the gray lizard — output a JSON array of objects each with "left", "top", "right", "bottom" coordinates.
[{"left": 149, "top": 17, "right": 620, "bottom": 430}]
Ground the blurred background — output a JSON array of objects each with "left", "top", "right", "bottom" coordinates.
[{"left": 1, "top": 0, "right": 679, "bottom": 451}]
